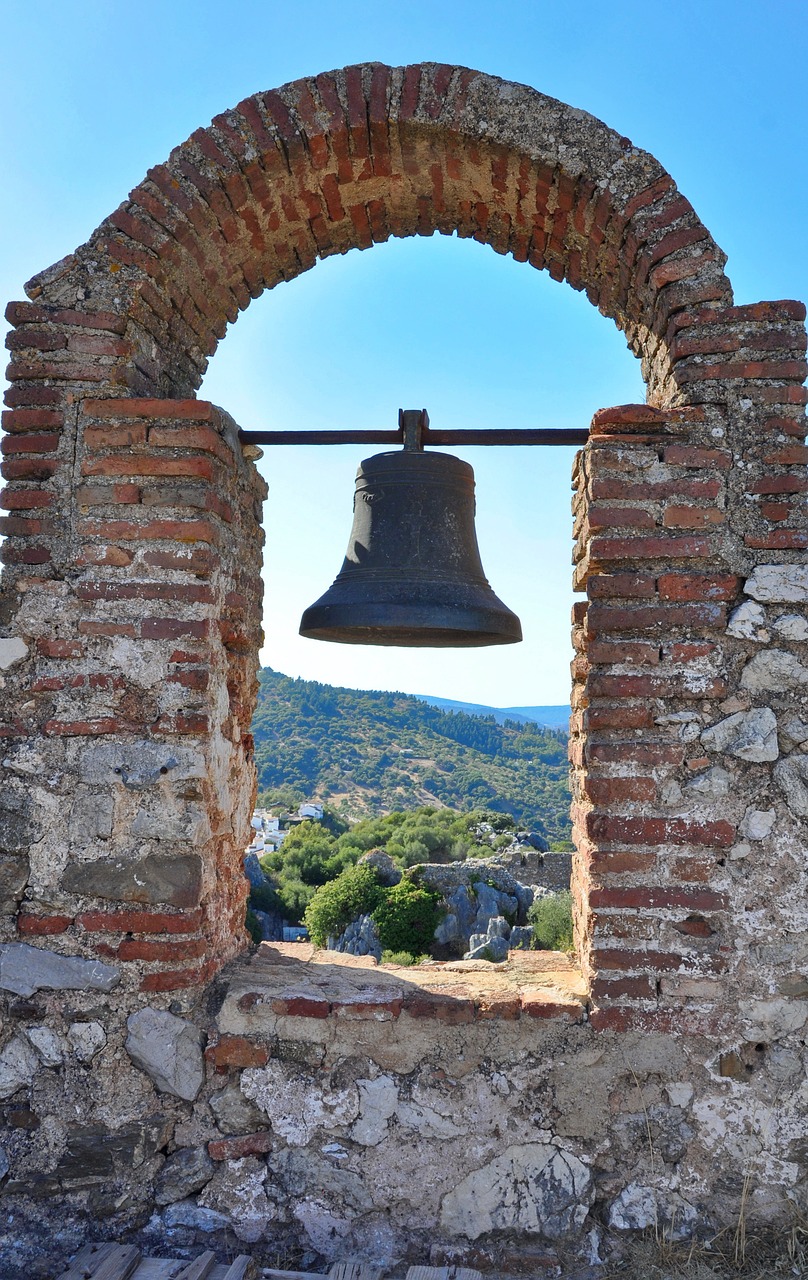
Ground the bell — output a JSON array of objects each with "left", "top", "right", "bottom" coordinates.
[{"left": 299, "top": 437, "right": 522, "bottom": 648}]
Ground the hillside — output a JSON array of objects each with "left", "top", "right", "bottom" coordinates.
[
  {"left": 251, "top": 668, "right": 572, "bottom": 843},
  {"left": 414, "top": 695, "right": 570, "bottom": 729}
]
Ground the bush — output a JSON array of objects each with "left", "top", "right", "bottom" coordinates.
[
  {"left": 381, "top": 949, "right": 428, "bottom": 966},
  {"left": 529, "top": 890, "right": 574, "bottom": 951},
  {"left": 371, "top": 878, "right": 444, "bottom": 957},
  {"left": 303, "top": 865, "right": 384, "bottom": 947}
]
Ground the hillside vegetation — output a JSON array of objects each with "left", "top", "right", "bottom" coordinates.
[{"left": 252, "top": 668, "right": 572, "bottom": 841}]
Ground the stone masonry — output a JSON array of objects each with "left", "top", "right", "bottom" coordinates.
[{"left": 0, "top": 61, "right": 807, "bottom": 1277}]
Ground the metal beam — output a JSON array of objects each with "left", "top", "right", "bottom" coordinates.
[{"left": 238, "top": 427, "right": 589, "bottom": 447}]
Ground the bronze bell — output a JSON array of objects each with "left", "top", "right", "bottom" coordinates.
[{"left": 299, "top": 412, "right": 522, "bottom": 648}]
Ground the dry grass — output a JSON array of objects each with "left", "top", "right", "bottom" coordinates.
[{"left": 596, "top": 1217, "right": 808, "bottom": 1279}]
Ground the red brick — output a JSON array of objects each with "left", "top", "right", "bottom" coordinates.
[
  {"left": 78, "top": 518, "right": 218, "bottom": 543},
  {"left": 207, "top": 1132, "right": 272, "bottom": 1161},
  {"left": 205, "top": 1036, "right": 270, "bottom": 1070},
  {"left": 83, "top": 455, "right": 216, "bottom": 481},
  {"left": 83, "top": 398, "right": 216, "bottom": 421},
  {"left": 17, "top": 913, "right": 73, "bottom": 935},
  {"left": 1, "top": 433, "right": 60, "bottom": 455},
  {"left": 117, "top": 937, "right": 207, "bottom": 961},
  {"left": 590, "top": 975, "right": 657, "bottom": 1001},
  {"left": 664, "top": 445, "right": 731, "bottom": 469},
  {"left": 37, "top": 638, "right": 84, "bottom": 658},
  {"left": 745, "top": 531, "right": 808, "bottom": 549},
  {"left": 585, "top": 706, "right": 657, "bottom": 730},
  {"left": 589, "top": 742, "right": 685, "bottom": 768},
  {"left": 77, "top": 908, "right": 204, "bottom": 934},
  {"left": 1, "top": 459, "right": 58, "bottom": 481},
  {"left": 6, "top": 302, "right": 127, "bottom": 332},
  {"left": 43, "top": 718, "right": 130, "bottom": 736},
  {"left": 587, "top": 573, "right": 656, "bottom": 599},
  {"left": 587, "top": 815, "right": 734, "bottom": 848},
  {"left": 78, "top": 621, "right": 137, "bottom": 637},
  {"left": 748, "top": 475, "right": 808, "bottom": 495},
  {"left": 84, "top": 424, "right": 147, "bottom": 449},
  {"left": 78, "top": 545, "right": 134, "bottom": 567},
  {"left": 662, "top": 505, "right": 724, "bottom": 529},
  {"left": 0, "top": 489, "right": 54, "bottom": 510},
  {"left": 587, "top": 674, "right": 726, "bottom": 700},
  {"left": 269, "top": 996, "right": 330, "bottom": 1018},
  {"left": 1, "top": 409, "right": 63, "bottom": 432},
  {"left": 140, "top": 618, "right": 209, "bottom": 640},
  {"left": 587, "top": 602, "right": 726, "bottom": 634},
  {"left": 139, "top": 961, "right": 216, "bottom": 992},
  {"left": 589, "top": 534, "right": 711, "bottom": 561},
  {"left": 657, "top": 573, "right": 739, "bottom": 601},
  {"left": 586, "top": 506, "right": 656, "bottom": 530},
  {"left": 584, "top": 777, "right": 657, "bottom": 804}
]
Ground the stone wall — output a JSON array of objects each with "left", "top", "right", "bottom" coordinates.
[{"left": 1, "top": 61, "right": 807, "bottom": 1277}]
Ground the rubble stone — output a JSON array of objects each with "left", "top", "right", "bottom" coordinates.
[
  {"left": 740, "top": 649, "right": 808, "bottom": 692},
  {"left": 0, "top": 1036, "right": 39, "bottom": 1100},
  {"left": 745, "top": 565, "right": 808, "bottom": 603},
  {"left": 67, "top": 1021, "right": 106, "bottom": 1062},
  {"left": 125, "top": 1008, "right": 205, "bottom": 1101},
  {"left": 439, "top": 1142, "right": 591, "bottom": 1239},
  {"left": 727, "top": 601, "right": 767, "bottom": 640},
  {"left": 0, "top": 943, "right": 120, "bottom": 998},
  {"left": 155, "top": 1146, "right": 215, "bottom": 1205},
  {"left": 774, "top": 755, "right": 808, "bottom": 817},
  {"left": 700, "top": 707, "right": 779, "bottom": 762}
]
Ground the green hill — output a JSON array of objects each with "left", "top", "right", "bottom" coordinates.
[{"left": 251, "top": 669, "right": 572, "bottom": 844}]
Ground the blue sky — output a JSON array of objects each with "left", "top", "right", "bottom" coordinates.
[{"left": 2, "top": 1, "right": 806, "bottom": 705}]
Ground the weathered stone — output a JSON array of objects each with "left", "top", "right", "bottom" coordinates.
[
  {"left": 745, "top": 565, "right": 808, "bottom": 603},
  {"left": 155, "top": 1146, "right": 215, "bottom": 1205},
  {"left": 700, "top": 707, "right": 779, "bottom": 762},
  {"left": 0, "top": 638, "right": 29, "bottom": 670},
  {"left": 779, "top": 716, "right": 808, "bottom": 750},
  {"left": 727, "top": 601, "right": 767, "bottom": 640},
  {"left": 125, "top": 1008, "right": 205, "bottom": 1101},
  {"left": 0, "top": 1146, "right": 9, "bottom": 1180},
  {"left": 0, "top": 943, "right": 120, "bottom": 997},
  {"left": 739, "top": 808, "right": 776, "bottom": 841},
  {"left": 241, "top": 1060, "right": 359, "bottom": 1146},
  {"left": 270, "top": 1146, "right": 373, "bottom": 1211},
  {"left": 357, "top": 849, "right": 401, "bottom": 886},
  {"left": 740, "top": 649, "right": 808, "bottom": 693},
  {"left": 774, "top": 755, "right": 808, "bottom": 817},
  {"left": 684, "top": 767, "right": 731, "bottom": 798},
  {"left": 350, "top": 1075, "right": 399, "bottom": 1146},
  {"left": 773, "top": 613, "right": 808, "bottom": 641},
  {"left": 509, "top": 926, "right": 534, "bottom": 950},
  {"left": 68, "top": 793, "right": 114, "bottom": 843},
  {"left": 608, "top": 1183, "right": 697, "bottom": 1240},
  {"left": 164, "top": 1200, "right": 231, "bottom": 1232},
  {"left": 197, "top": 1155, "right": 275, "bottom": 1242},
  {"left": 465, "top": 936, "right": 509, "bottom": 962},
  {"left": 67, "top": 1021, "right": 106, "bottom": 1063},
  {"left": 78, "top": 740, "right": 206, "bottom": 788},
  {"left": 741, "top": 998, "right": 808, "bottom": 1040},
  {"left": 209, "top": 1082, "right": 267, "bottom": 1136},
  {"left": 0, "top": 855, "right": 28, "bottom": 906},
  {"left": 0, "top": 1036, "right": 39, "bottom": 1100},
  {"left": 439, "top": 1142, "right": 591, "bottom": 1239},
  {"left": 25, "top": 1026, "right": 64, "bottom": 1067},
  {"left": 62, "top": 853, "right": 203, "bottom": 907}
]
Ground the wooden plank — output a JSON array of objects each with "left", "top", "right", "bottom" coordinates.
[
  {"left": 260, "top": 1271, "right": 329, "bottom": 1280},
  {"left": 55, "top": 1243, "right": 119, "bottom": 1280},
  {"left": 86, "top": 1246, "right": 141, "bottom": 1280},
  {"left": 219, "top": 1259, "right": 257, "bottom": 1280},
  {"left": 404, "top": 1270, "right": 483, "bottom": 1280},
  {"left": 129, "top": 1263, "right": 184, "bottom": 1280},
  {"left": 172, "top": 1253, "right": 218, "bottom": 1280},
  {"left": 329, "top": 1264, "right": 385, "bottom": 1280}
]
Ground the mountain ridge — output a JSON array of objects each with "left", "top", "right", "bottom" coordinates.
[
  {"left": 414, "top": 695, "right": 570, "bottom": 728},
  {"left": 251, "top": 668, "right": 572, "bottom": 843}
]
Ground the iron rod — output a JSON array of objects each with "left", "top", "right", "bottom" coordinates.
[{"left": 238, "top": 427, "right": 589, "bottom": 446}]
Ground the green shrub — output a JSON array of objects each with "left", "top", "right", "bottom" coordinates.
[
  {"left": 371, "top": 879, "right": 444, "bottom": 957},
  {"left": 303, "top": 865, "right": 384, "bottom": 947},
  {"left": 529, "top": 890, "right": 574, "bottom": 951},
  {"left": 381, "top": 949, "right": 428, "bottom": 966}
]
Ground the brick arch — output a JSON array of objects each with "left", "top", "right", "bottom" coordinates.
[{"left": 21, "top": 62, "right": 733, "bottom": 408}]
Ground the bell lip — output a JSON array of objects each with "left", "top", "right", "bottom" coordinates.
[{"left": 299, "top": 599, "right": 523, "bottom": 648}]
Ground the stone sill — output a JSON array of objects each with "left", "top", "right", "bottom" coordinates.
[{"left": 218, "top": 942, "right": 587, "bottom": 1028}]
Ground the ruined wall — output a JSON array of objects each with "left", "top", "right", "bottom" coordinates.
[{"left": 1, "top": 61, "right": 807, "bottom": 1278}]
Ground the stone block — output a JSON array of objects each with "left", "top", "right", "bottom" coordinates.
[
  {"left": 0, "top": 943, "right": 120, "bottom": 997},
  {"left": 68, "top": 793, "right": 114, "bottom": 843},
  {"left": 745, "top": 565, "right": 808, "bottom": 603},
  {"left": 78, "top": 740, "right": 206, "bottom": 789},
  {"left": 0, "top": 637, "right": 28, "bottom": 670},
  {"left": 125, "top": 1007, "right": 205, "bottom": 1101},
  {"left": 700, "top": 707, "right": 779, "bottom": 762},
  {"left": 154, "top": 1146, "right": 215, "bottom": 1205},
  {"left": 62, "top": 853, "right": 203, "bottom": 907}
]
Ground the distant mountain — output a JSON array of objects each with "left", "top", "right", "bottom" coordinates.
[
  {"left": 251, "top": 668, "right": 572, "bottom": 843},
  {"left": 414, "top": 695, "right": 570, "bottom": 729}
]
